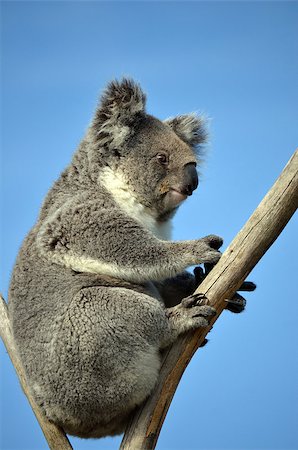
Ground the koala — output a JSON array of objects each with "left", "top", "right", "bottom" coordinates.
[{"left": 8, "top": 79, "right": 253, "bottom": 438}]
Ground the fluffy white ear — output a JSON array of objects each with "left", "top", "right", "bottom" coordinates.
[
  {"left": 164, "top": 114, "right": 207, "bottom": 148},
  {"left": 91, "top": 78, "right": 146, "bottom": 148}
]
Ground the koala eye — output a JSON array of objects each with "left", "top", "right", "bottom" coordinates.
[{"left": 156, "top": 153, "right": 168, "bottom": 166}]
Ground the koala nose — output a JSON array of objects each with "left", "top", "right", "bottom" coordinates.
[{"left": 182, "top": 163, "right": 198, "bottom": 195}]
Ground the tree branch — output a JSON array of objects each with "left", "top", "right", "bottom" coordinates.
[
  {"left": 120, "top": 149, "right": 298, "bottom": 450},
  {"left": 0, "top": 294, "right": 73, "bottom": 450}
]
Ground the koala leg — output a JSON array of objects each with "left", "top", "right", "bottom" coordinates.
[{"left": 40, "top": 286, "right": 172, "bottom": 438}]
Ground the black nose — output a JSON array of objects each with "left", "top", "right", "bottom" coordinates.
[{"left": 182, "top": 163, "right": 198, "bottom": 195}]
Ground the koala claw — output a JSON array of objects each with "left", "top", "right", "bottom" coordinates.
[
  {"left": 181, "top": 294, "right": 216, "bottom": 325},
  {"left": 224, "top": 293, "right": 246, "bottom": 314},
  {"left": 182, "top": 292, "right": 209, "bottom": 308},
  {"left": 167, "top": 299, "right": 216, "bottom": 334},
  {"left": 199, "top": 338, "right": 209, "bottom": 348}
]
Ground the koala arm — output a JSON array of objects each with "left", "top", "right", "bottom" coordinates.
[{"left": 36, "top": 198, "right": 222, "bottom": 283}]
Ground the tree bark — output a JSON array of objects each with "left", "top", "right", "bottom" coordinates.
[
  {"left": 120, "top": 149, "right": 298, "bottom": 450},
  {"left": 0, "top": 295, "right": 73, "bottom": 450}
]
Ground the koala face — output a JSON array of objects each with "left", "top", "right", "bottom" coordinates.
[
  {"left": 118, "top": 116, "right": 199, "bottom": 217},
  {"left": 90, "top": 79, "right": 207, "bottom": 219}
]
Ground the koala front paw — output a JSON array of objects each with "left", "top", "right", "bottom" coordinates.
[
  {"left": 202, "top": 234, "right": 223, "bottom": 250},
  {"left": 225, "top": 281, "right": 256, "bottom": 313},
  {"left": 195, "top": 235, "right": 223, "bottom": 264},
  {"left": 224, "top": 294, "right": 246, "bottom": 313},
  {"left": 167, "top": 293, "right": 216, "bottom": 335}
]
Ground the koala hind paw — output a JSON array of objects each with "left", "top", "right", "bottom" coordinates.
[
  {"left": 167, "top": 294, "right": 216, "bottom": 335},
  {"left": 182, "top": 292, "right": 209, "bottom": 308},
  {"left": 184, "top": 294, "right": 216, "bottom": 328},
  {"left": 184, "top": 303, "right": 216, "bottom": 329}
]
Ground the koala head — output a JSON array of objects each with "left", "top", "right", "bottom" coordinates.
[{"left": 89, "top": 78, "right": 207, "bottom": 220}]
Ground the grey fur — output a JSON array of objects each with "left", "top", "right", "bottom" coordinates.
[
  {"left": 8, "top": 78, "right": 222, "bottom": 438},
  {"left": 165, "top": 114, "right": 208, "bottom": 149}
]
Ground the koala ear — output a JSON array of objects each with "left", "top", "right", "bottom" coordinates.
[
  {"left": 91, "top": 78, "right": 146, "bottom": 149},
  {"left": 164, "top": 114, "right": 207, "bottom": 148}
]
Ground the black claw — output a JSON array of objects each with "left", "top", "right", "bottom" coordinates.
[
  {"left": 193, "top": 293, "right": 207, "bottom": 299},
  {"left": 194, "top": 266, "right": 204, "bottom": 284},
  {"left": 225, "top": 297, "right": 246, "bottom": 306},
  {"left": 225, "top": 294, "right": 246, "bottom": 314},
  {"left": 181, "top": 296, "right": 194, "bottom": 308},
  {"left": 194, "top": 293, "right": 209, "bottom": 306},
  {"left": 199, "top": 338, "right": 209, "bottom": 348},
  {"left": 204, "top": 262, "right": 216, "bottom": 275},
  {"left": 182, "top": 293, "right": 209, "bottom": 308},
  {"left": 239, "top": 281, "right": 257, "bottom": 292}
]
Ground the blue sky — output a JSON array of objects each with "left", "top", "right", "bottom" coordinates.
[{"left": 1, "top": 1, "right": 298, "bottom": 450}]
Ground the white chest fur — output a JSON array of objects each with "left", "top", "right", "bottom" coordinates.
[{"left": 99, "top": 167, "right": 172, "bottom": 241}]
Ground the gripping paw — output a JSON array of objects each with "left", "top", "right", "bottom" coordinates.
[
  {"left": 224, "top": 293, "right": 247, "bottom": 313},
  {"left": 203, "top": 235, "right": 223, "bottom": 251},
  {"left": 195, "top": 235, "right": 223, "bottom": 265},
  {"left": 167, "top": 294, "right": 216, "bottom": 334},
  {"left": 225, "top": 282, "right": 256, "bottom": 313},
  {"left": 193, "top": 264, "right": 256, "bottom": 314},
  {"left": 181, "top": 292, "right": 209, "bottom": 308},
  {"left": 182, "top": 293, "right": 216, "bottom": 326}
]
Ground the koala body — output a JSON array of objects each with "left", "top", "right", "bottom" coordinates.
[{"left": 8, "top": 79, "right": 223, "bottom": 438}]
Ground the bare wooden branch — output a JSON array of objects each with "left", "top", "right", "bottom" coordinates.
[
  {"left": 0, "top": 294, "right": 73, "bottom": 450},
  {"left": 120, "top": 149, "right": 298, "bottom": 450}
]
